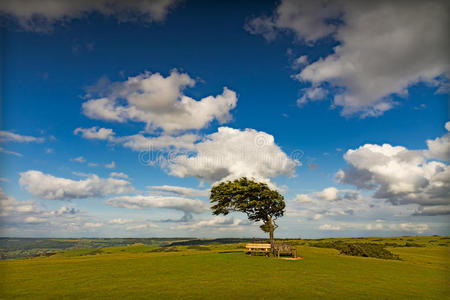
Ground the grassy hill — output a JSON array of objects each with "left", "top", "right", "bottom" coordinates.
[{"left": 1, "top": 236, "right": 448, "bottom": 299}]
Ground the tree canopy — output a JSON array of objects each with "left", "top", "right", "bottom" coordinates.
[{"left": 210, "top": 177, "right": 285, "bottom": 247}]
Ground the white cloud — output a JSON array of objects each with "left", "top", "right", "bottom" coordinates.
[
  {"left": 245, "top": 0, "right": 340, "bottom": 42},
  {"left": 84, "top": 222, "right": 104, "bottom": 228},
  {"left": 108, "top": 218, "right": 133, "bottom": 225},
  {"left": 295, "top": 187, "right": 362, "bottom": 203},
  {"left": 19, "top": 170, "right": 134, "bottom": 200},
  {"left": 176, "top": 216, "right": 250, "bottom": 231},
  {"left": 105, "top": 161, "right": 116, "bottom": 169},
  {"left": 71, "top": 156, "right": 86, "bottom": 163},
  {"left": 0, "top": 188, "right": 40, "bottom": 217},
  {"left": 0, "top": 188, "right": 80, "bottom": 229},
  {"left": 52, "top": 206, "right": 79, "bottom": 216},
  {"left": 293, "top": 194, "right": 314, "bottom": 203},
  {"left": 82, "top": 70, "right": 238, "bottom": 133},
  {"left": 0, "top": 130, "right": 44, "bottom": 143},
  {"left": 110, "top": 172, "right": 129, "bottom": 179},
  {"left": 24, "top": 216, "right": 48, "bottom": 224},
  {"left": 0, "top": 147, "right": 23, "bottom": 157},
  {"left": 319, "top": 224, "right": 341, "bottom": 231},
  {"left": 74, "top": 127, "right": 115, "bottom": 141},
  {"left": 74, "top": 126, "right": 199, "bottom": 151},
  {"left": 394, "top": 223, "right": 429, "bottom": 234},
  {"left": 312, "top": 214, "right": 323, "bottom": 220},
  {"left": 148, "top": 185, "right": 210, "bottom": 197},
  {"left": 288, "top": 187, "right": 424, "bottom": 225},
  {"left": 336, "top": 141, "right": 450, "bottom": 206},
  {"left": 105, "top": 195, "right": 209, "bottom": 218},
  {"left": 126, "top": 223, "right": 158, "bottom": 230},
  {"left": 314, "top": 187, "right": 341, "bottom": 202},
  {"left": 425, "top": 122, "right": 450, "bottom": 161},
  {"left": 168, "top": 127, "right": 300, "bottom": 184},
  {"left": 0, "top": 0, "right": 179, "bottom": 32},
  {"left": 119, "top": 133, "right": 199, "bottom": 151},
  {"left": 247, "top": 0, "right": 449, "bottom": 117},
  {"left": 297, "top": 86, "right": 328, "bottom": 106},
  {"left": 318, "top": 222, "right": 429, "bottom": 234},
  {"left": 294, "top": 55, "right": 308, "bottom": 67}
]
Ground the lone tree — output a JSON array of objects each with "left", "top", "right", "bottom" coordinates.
[{"left": 210, "top": 177, "right": 285, "bottom": 249}]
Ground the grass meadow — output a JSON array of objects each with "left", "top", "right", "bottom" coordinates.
[{"left": 1, "top": 236, "right": 448, "bottom": 299}]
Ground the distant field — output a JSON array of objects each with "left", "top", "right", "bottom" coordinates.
[
  {"left": 0, "top": 237, "right": 198, "bottom": 260},
  {"left": 1, "top": 236, "right": 449, "bottom": 299}
]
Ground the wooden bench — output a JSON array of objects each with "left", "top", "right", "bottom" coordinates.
[
  {"left": 274, "top": 243, "right": 297, "bottom": 258},
  {"left": 245, "top": 243, "right": 271, "bottom": 256}
]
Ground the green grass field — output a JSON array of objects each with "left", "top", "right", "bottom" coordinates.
[{"left": 1, "top": 236, "right": 449, "bottom": 299}]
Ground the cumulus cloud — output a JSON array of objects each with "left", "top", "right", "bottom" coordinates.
[
  {"left": 413, "top": 205, "right": 450, "bottom": 216},
  {"left": 108, "top": 218, "right": 132, "bottom": 225},
  {"left": 84, "top": 222, "right": 104, "bottom": 228},
  {"left": 148, "top": 185, "right": 210, "bottom": 197},
  {"left": 392, "top": 223, "right": 429, "bottom": 234},
  {"left": 319, "top": 224, "right": 341, "bottom": 231},
  {"left": 0, "top": 0, "right": 179, "bottom": 32},
  {"left": 168, "top": 127, "right": 300, "bottom": 184},
  {"left": 246, "top": 0, "right": 449, "bottom": 117},
  {"left": 0, "top": 188, "right": 80, "bottom": 229},
  {"left": 336, "top": 140, "right": 450, "bottom": 206},
  {"left": 74, "top": 127, "right": 115, "bottom": 141},
  {"left": 110, "top": 172, "right": 129, "bottom": 179},
  {"left": 24, "top": 216, "right": 48, "bottom": 224},
  {"left": 0, "top": 188, "right": 40, "bottom": 217},
  {"left": 74, "top": 126, "right": 298, "bottom": 185},
  {"left": 176, "top": 216, "right": 250, "bottom": 231},
  {"left": 82, "top": 70, "right": 237, "bottom": 133},
  {"left": 424, "top": 122, "right": 450, "bottom": 161},
  {"left": 105, "top": 195, "right": 209, "bottom": 220},
  {"left": 296, "top": 187, "right": 362, "bottom": 202},
  {"left": 74, "top": 126, "right": 199, "bottom": 151},
  {"left": 19, "top": 170, "right": 134, "bottom": 200},
  {"left": 126, "top": 223, "right": 158, "bottom": 230},
  {"left": 288, "top": 186, "right": 430, "bottom": 226},
  {"left": 0, "top": 130, "right": 44, "bottom": 143},
  {"left": 118, "top": 133, "right": 199, "bottom": 151},
  {"left": 297, "top": 86, "right": 328, "bottom": 106},
  {"left": 293, "top": 194, "right": 314, "bottom": 204},
  {"left": 318, "top": 222, "right": 429, "bottom": 234},
  {"left": 54, "top": 206, "right": 80, "bottom": 215}
]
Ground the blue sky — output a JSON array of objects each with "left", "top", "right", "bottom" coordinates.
[{"left": 0, "top": 0, "right": 449, "bottom": 238}]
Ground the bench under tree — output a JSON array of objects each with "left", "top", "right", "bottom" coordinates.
[
  {"left": 273, "top": 243, "right": 297, "bottom": 258},
  {"left": 245, "top": 243, "right": 271, "bottom": 256},
  {"left": 245, "top": 243, "right": 297, "bottom": 258}
]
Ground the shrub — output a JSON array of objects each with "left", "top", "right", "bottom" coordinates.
[
  {"left": 384, "top": 242, "right": 401, "bottom": 247},
  {"left": 310, "top": 242, "right": 400, "bottom": 260},
  {"left": 336, "top": 243, "right": 400, "bottom": 260},
  {"left": 404, "top": 242, "right": 425, "bottom": 247},
  {"left": 148, "top": 247, "right": 179, "bottom": 253}
]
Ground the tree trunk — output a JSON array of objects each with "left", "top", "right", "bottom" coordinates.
[
  {"left": 269, "top": 225, "right": 274, "bottom": 249},
  {"left": 268, "top": 218, "right": 275, "bottom": 252}
]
